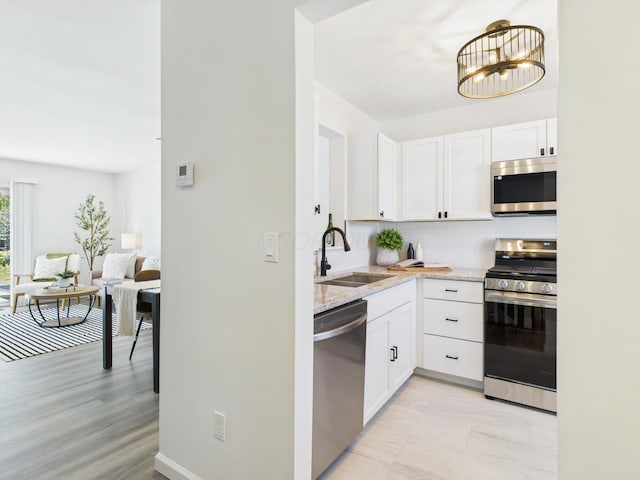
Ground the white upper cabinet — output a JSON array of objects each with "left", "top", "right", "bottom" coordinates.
[
  {"left": 401, "top": 129, "right": 490, "bottom": 221},
  {"left": 346, "top": 118, "right": 556, "bottom": 222},
  {"left": 443, "top": 129, "right": 492, "bottom": 220},
  {"left": 402, "top": 137, "right": 443, "bottom": 220},
  {"left": 491, "top": 118, "right": 558, "bottom": 162},
  {"left": 377, "top": 132, "right": 399, "bottom": 221}
]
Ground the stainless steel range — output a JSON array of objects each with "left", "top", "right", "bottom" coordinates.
[{"left": 484, "top": 238, "right": 557, "bottom": 412}]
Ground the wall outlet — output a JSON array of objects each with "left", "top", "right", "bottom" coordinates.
[{"left": 214, "top": 411, "right": 226, "bottom": 442}]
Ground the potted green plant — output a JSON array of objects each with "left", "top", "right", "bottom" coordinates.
[
  {"left": 56, "top": 269, "right": 77, "bottom": 288},
  {"left": 375, "top": 228, "right": 403, "bottom": 266}
]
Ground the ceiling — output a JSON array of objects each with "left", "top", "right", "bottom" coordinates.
[
  {"left": 0, "top": 1, "right": 556, "bottom": 173},
  {"left": 314, "top": 0, "right": 558, "bottom": 123},
  {"left": 0, "top": 0, "right": 160, "bottom": 174}
]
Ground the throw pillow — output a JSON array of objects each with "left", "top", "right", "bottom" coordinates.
[
  {"left": 125, "top": 254, "right": 137, "bottom": 278},
  {"left": 102, "top": 253, "right": 135, "bottom": 279},
  {"left": 46, "top": 253, "right": 71, "bottom": 269},
  {"left": 33, "top": 256, "right": 67, "bottom": 280},
  {"left": 141, "top": 256, "right": 161, "bottom": 271}
]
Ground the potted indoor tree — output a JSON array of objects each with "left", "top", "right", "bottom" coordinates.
[
  {"left": 73, "top": 194, "right": 114, "bottom": 272},
  {"left": 375, "top": 228, "right": 403, "bottom": 266}
]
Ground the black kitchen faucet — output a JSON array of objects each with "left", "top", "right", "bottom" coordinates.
[{"left": 320, "top": 227, "right": 351, "bottom": 276}]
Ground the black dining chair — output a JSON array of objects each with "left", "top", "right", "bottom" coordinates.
[{"left": 129, "top": 269, "right": 161, "bottom": 360}]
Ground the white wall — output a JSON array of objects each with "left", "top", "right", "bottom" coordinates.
[
  {"left": 114, "top": 164, "right": 161, "bottom": 257},
  {"left": 0, "top": 157, "right": 116, "bottom": 282},
  {"left": 381, "top": 88, "right": 558, "bottom": 141},
  {"left": 158, "top": 1, "right": 303, "bottom": 479},
  {"left": 325, "top": 216, "right": 557, "bottom": 274},
  {"left": 558, "top": 2, "right": 640, "bottom": 478},
  {"left": 395, "top": 216, "right": 557, "bottom": 269}
]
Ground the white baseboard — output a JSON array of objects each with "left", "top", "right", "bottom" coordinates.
[
  {"left": 414, "top": 367, "right": 483, "bottom": 390},
  {"left": 155, "top": 452, "right": 203, "bottom": 480}
]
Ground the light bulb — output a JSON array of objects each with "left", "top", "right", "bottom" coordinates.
[
  {"left": 499, "top": 70, "right": 508, "bottom": 80},
  {"left": 473, "top": 72, "right": 485, "bottom": 83}
]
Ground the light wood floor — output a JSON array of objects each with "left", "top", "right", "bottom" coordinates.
[
  {"left": 0, "top": 329, "right": 167, "bottom": 480},
  {"left": 320, "top": 375, "right": 557, "bottom": 480},
  {"left": 0, "top": 314, "right": 556, "bottom": 480}
]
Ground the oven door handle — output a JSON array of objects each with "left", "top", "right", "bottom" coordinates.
[{"left": 485, "top": 291, "right": 557, "bottom": 310}]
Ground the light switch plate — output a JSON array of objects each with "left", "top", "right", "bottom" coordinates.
[{"left": 264, "top": 232, "right": 279, "bottom": 263}]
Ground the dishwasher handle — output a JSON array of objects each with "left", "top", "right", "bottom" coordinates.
[{"left": 314, "top": 313, "right": 367, "bottom": 342}]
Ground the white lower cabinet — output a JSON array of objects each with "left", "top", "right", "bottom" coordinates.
[
  {"left": 363, "top": 280, "right": 415, "bottom": 425},
  {"left": 423, "top": 335, "right": 483, "bottom": 381},
  {"left": 421, "top": 278, "right": 484, "bottom": 382}
]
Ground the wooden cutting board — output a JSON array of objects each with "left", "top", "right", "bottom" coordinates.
[{"left": 387, "top": 265, "right": 452, "bottom": 272}]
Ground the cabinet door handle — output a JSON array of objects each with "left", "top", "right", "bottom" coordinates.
[
  {"left": 445, "top": 317, "right": 459, "bottom": 322},
  {"left": 445, "top": 355, "right": 459, "bottom": 360},
  {"left": 550, "top": 146, "right": 555, "bottom": 155},
  {"left": 444, "top": 211, "right": 448, "bottom": 219},
  {"left": 389, "top": 346, "right": 398, "bottom": 361},
  {"left": 438, "top": 211, "right": 442, "bottom": 219},
  {"left": 314, "top": 204, "right": 320, "bottom": 214},
  {"left": 540, "top": 147, "right": 545, "bottom": 156},
  {"left": 445, "top": 289, "right": 458, "bottom": 293},
  {"left": 379, "top": 210, "right": 384, "bottom": 218}
]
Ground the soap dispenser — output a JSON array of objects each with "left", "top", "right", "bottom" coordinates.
[{"left": 415, "top": 241, "right": 424, "bottom": 261}]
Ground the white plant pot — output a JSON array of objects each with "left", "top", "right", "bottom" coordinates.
[
  {"left": 376, "top": 248, "right": 399, "bottom": 266},
  {"left": 57, "top": 277, "right": 72, "bottom": 288}
]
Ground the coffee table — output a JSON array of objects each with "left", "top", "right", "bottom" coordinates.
[{"left": 25, "top": 285, "right": 100, "bottom": 328}]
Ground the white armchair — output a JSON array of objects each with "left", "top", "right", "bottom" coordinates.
[{"left": 12, "top": 253, "right": 81, "bottom": 313}]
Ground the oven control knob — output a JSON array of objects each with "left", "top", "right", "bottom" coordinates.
[
  {"left": 541, "top": 284, "right": 554, "bottom": 294},
  {"left": 497, "top": 280, "right": 509, "bottom": 289},
  {"left": 515, "top": 281, "right": 526, "bottom": 291}
]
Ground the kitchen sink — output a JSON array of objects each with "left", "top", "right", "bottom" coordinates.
[{"left": 317, "top": 272, "right": 393, "bottom": 288}]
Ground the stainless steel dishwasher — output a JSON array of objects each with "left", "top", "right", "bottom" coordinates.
[{"left": 312, "top": 299, "right": 367, "bottom": 479}]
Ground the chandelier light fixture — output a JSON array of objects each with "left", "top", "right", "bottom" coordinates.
[{"left": 457, "top": 20, "right": 545, "bottom": 99}]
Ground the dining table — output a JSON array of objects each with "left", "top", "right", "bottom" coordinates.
[{"left": 102, "top": 283, "right": 161, "bottom": 393}]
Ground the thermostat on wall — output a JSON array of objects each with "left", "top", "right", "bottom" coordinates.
[{"left": 176, "top": 163, "right": 194, "bottom": 187}]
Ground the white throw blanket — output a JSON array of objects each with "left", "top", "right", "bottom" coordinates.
[{"left": 113, "top": 280, "right": 161, "bottom": 336}]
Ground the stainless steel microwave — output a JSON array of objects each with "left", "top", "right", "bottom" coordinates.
[{"left": 491, "top": 157, "right": 557, "bottom": 216}]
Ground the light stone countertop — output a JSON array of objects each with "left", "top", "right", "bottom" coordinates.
[{"left": 314, "top": 265, "right": 487, "bottom": 314}]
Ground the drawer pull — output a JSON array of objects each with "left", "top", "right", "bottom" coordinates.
[
  {"left": 445, "top": 354, "right": 459, "bottom": 360},
  {"left": 445, "top": 289, "right": 458, "bottom": 293},
  {"left": 445, "top": 317, "right": 459, "bottom": 322}
]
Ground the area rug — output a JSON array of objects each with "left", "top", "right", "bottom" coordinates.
[{"left": 0, "top": 305, "right": 150, "bottom": 362}]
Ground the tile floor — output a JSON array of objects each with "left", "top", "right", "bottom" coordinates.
[{"left": 320, "top": 375, "right": 557, "bottom": 480}]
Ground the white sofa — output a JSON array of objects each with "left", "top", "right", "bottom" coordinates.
[
  {"left": 91, "top": 254, "right": 161, "bottom": 305},
  {"left": 12, "top": 253, "right": 81, "bottom": 313}
]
